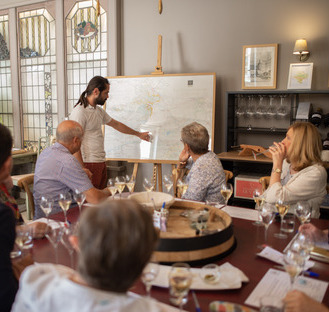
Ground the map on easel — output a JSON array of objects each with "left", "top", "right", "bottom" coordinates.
[{"left": 104, "top": 73, "right": 216, "bottom": 162}]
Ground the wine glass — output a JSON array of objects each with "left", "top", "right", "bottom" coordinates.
[
  {"left": 220, "top": 183, "right": 233, "bottom": 208},
  {"left": 283, "top": 249, "right": 305, "bottom": 290},
  {"left": 141, "top": 262, "right": 159, "bottom": 297},
  {"left": 15, "top": 224, "right": 33, "bottom": 255},
  {"left": 252, "top": 189, "right": 265, "bottom": 226},
  {"left": 168, "top": 263, "right": 193, "bottom": 311},
  {"left": 177, "top": 177, "right": 188, "bottom": 197},
  {"left": 61, "top": 223, "right": 75, "bottom": 268},
  {"left": 39, "top": 195, "right": 54, "bottom": 224},
  {"left": 259, "top": 203, "right": 276, "bottom": 245},
  {"left": 107, "top": 178, "right": 118, "bottom": 199},
  {"left": 58, "top": 192, "right": 72, "bottom": 225},
  {"left": 143, "top": 177, "right": 155, "bottom": 192},
  {"left": 125, "top": 175, "right": 135, "bottom": 195},
  {"left": 163, "top": 174, "right": 173, "bottom": 193},
  {"left": 295, "top": 201, "right": 312, "bottom": 225},
  {"left": 73, "top": 189, "right": 86, "bottom": 216},
  {"left": 115, "top": 176, "right": 126, "bottom": 199},
  {"left": 45, "top": 222, "right": 64, "bottom": 264},
  {"left": 274, "top": 198, "right": 290, "bottom": 239}
]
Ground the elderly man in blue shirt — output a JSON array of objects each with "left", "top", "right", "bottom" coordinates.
[{"left": 33, "top": 120, "right": 110, "bottom": 219}]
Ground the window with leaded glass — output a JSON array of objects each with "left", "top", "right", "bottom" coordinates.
[
  {"left": 19, "top": 8, "right": 57, "bottom": 146},
  {"left": 0, "top": 14, "right": 13, "bottom": 135},
  {"left": 66, "top": 0, "right": 107, "bottom": 115}
]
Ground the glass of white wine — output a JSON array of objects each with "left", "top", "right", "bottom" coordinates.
[
  {"left": 141, "top": 262, "right": 159, "bottom": 297},
  {"left": 168, "top": 263, "right": 193, "bottom": 311},
  {"left": 73, "top": 189, "right": 86, "bottom": 216},
  {"left": 177, "top": 177, "right": 188, "bottom": 197},
  {"left": 143, "top": 177, "right": 155, "bottom": 192},
  {"left": 125, "top": 175, "right": 135, "bottom": 195},
  {"left": 295, "top": 201, "right": 312, "bottom": 225},
  {"left": 58, "top": 192, "right": 72, "bottom": 225},
  {"left": 107, "top": 178, "right": 118, "bottom": 199},
  {"left": 252, "top": 189, "right": 265, "bottom": 227},
  {"left": 115, "top": 176, "right": 126, "bottom": 199},
  {"left": 220, "top": 183, "right": 233, "bottom": 208},
  {"left": 163, "top": 174, "right": 173, "bottom": 194},
  {"left": 274, "top": 198, "right": 290, "bottom": 239},
  {"left": 283, "top": 249, "right": 305, "bottom": 290},
  {"left": 39, "top": 195, "right": 54, "bottom": 224}
]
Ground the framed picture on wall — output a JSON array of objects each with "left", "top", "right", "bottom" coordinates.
[
  {"left": 242, "top": 44, "right": 278, "bottom": 89},
  {"left": 287, "top": 63, "right": 313, "bottom": 90}
]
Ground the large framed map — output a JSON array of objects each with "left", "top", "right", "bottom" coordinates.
[{"left": 104, "top": 73, "right": 216, "bottom": 162}]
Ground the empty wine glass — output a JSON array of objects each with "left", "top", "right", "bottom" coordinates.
[
  {"left": 163, "top": 174, "right": 173, "bottom": 193},
  {"left": 252, "top": 189, "right": 265, "bottom": 226},
  {"left": 168, "top": 263, "right": 193, "bottom": 311},
  {"left": 39, "top": 195, "right": 53, "bottom": 224},
  {"left": 283, "top": 249, "right": 305, "bottom": 290},
  {"left": 177, "top": 177, "right": 188, "bottom": 197},
  {"left": 274, "top": 198, "right": 289, "bottom": 239},
  {"left": 115, "top": 176, "right": 126, "bottom": 199},
  {"left": 141, "top": 262, "right": 159, "bottom": 297},
  {"left": 220, "top": 183, "right": 233, "bottom": 208},
  {"left": 295, "top": 201, "right": 312, "bottom": 225},
  {"left": 73, "top": 189, "right": 86, "bottom": 216},
  {"left": 259, "top": 203, "right": 276, "bottom": 244},
  {"left": 277, "top": 94, "right": 289, "bottom": 118},
  {"left": 61, "top": 223, "right": 75, "bottom": 268},
  {"left": 125, "top": 175, "right": 135, "bottom": 195},
  {"left": 107, "top": 178, "right": 118, "bottom": 199},
  {"left": 58, "top": 192, "right": 72, "bottom": 225},
  {"left": 45, "top": 223, "right": 64, "bottom": 264}
]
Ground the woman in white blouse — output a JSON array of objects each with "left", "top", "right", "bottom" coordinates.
[{"left": 264, "top": 122, "right": 327, "bottom": 218}]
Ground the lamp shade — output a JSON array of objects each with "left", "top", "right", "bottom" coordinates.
[{"left": 293, "top": 39, "right": 308, "bottom": 55}]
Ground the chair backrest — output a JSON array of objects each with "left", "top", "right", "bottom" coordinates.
[
  {"left": 224, "top": 170, "right": 233, "bottom": 183},
  {"left": 259, "top": 176, "right": 271, "bottom": 193},
  {"left": 17, "top": 174, "right": 35, "bottom": 219}
]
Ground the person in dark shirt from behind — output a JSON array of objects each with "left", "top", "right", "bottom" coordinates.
[{"left": 0, "top": 123, "right": 19, "bottom": 312}]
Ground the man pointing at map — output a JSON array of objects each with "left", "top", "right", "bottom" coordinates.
[{"left": 70, "top": 76, "right": 150, "bottom": 189}]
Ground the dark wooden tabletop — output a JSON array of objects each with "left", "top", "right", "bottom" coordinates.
[{"left": 32, "top": 205, "right": 329, "bottom": 312}]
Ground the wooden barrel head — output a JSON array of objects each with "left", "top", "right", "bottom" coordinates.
[{"left": 153, "top": 200, "right": 236, "bottom": 264}]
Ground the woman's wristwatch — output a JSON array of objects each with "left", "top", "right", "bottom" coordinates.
[{"left": 272, "top": 168, "right": 282, "bottom": 174}]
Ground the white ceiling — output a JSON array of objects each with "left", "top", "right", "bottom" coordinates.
[{"left": 0, "top": 0, "right": 46, "bottom": 10}]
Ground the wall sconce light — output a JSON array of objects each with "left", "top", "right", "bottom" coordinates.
[{"left": 293, "top": 39, "right": 310, "bottom": 62}]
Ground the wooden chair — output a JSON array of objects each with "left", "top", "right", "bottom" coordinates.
[
  {"left": 259, "top": 176, "right": 270, "bottom": 193},
  {"left": 14, "top": 174, "right": 35, "bottom": 220}
]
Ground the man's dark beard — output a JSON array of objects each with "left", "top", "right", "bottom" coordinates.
[{"left": 95, "top": 95, "right": 106, "bottom": 106}]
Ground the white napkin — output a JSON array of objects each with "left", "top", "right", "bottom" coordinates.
[
  {"left": 152, "top": 262, "right": 249, "bottom": 290},
  {"left": 27, "top": 218, "right": 65, "bottom": 229}
]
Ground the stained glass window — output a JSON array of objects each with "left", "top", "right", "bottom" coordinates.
[
  {"left": 0, "top": 15, "right": 13, "bottom": 135},
  {"left": 66, "top": 0, "right": 107, "bottom": 114},
  {"left": 19, "top": 9, "right": 57, "bottom": 146}
]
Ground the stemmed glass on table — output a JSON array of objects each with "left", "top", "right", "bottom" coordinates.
[
  {"left": 125, "top": 175, "right": 136, "bottom": 195},
  {"left": 295, "top": 201, "right": 312, "bottom": 225},
  {"left": 40, "top": 195, "right": 54, "bottom": 224},
  {"left": 45, "top": 222, "right": 64, "bottom": 264},
  {"left": 252, "top": 189, "right": 265, "bottom": 226},
  {"left": 141, "top": 262, "right": 159, "bottom": 297},
  {"left": 259, "top": 203, "right": 276, "bottom": 246},
  {"left": 58, "top": 192, "right": 72, "bottom": 225},
  {"left": 177, "top": 177, "right": 188, "bottom": 197},
  {"left": 163, "top": 174, "right": 173, "bottom": 194},
  {"left": 15, "top": 225, "right": 33, "bottom": 255},
  {"left": 143, "top": 178, "right": 155, "bottom": 201},
  {"left": 283, "top": 249, "right": 305, "bottom": 290},
  {"left": 61, "top": 223, "right": 75, "bottom": 269},
  {"left": 220, "top": 183, "right": 233, "bottom": 208},
  {"left": 274, "top": 198, "right": 290, "bottom": 239},
  {"left": 168, "top": 263, "right": 193, "bottom": 312},
  {"left": 115, "top": 176, "right": 126, "bottom": 199},
  {"left": 107, "top": 178, "right": 118, "bottom": 199},
  {"left": 73, "top": 189, "right": 86, "bottom": 216}
]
